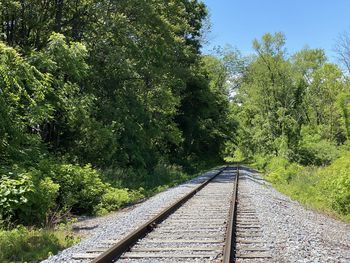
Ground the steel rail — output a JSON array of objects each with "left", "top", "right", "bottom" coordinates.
[
  {"left": 91, "top": 166, "right": 227, "bottom": 263},
  {"left": 223, "top": 163, "right": 239, "bottom": 263}
]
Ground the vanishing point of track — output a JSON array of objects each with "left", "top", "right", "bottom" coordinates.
[{"left": 73, "top": 165, "right": 271, "bottom": 262}]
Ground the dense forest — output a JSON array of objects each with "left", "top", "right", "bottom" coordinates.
[
  {"left": 227, "top": 32, "right": 350, "bottom": 222},
  {"left": 0, "top": 1, "right": 235, "bottom": 260},
  {"left": 0, "top": 0, "right": 234, "bottom": 224},
  {"left": 0, "top": 1, "right": 349, "bottom": 261}
]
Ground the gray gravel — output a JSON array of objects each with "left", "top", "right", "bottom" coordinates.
[
  {"left": 42, "top": 166, "right": 350, "bottom": 263},
  {"left": 118, "top": 168, "right": 235, "bottom": 263},
  {"left": 239, "top": 166, "right": 350, "bottom": 263},
  {"left": 42, "top": 168, "right": 222, "bottom": 263}
]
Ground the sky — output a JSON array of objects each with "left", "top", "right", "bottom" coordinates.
[{"left": 202, "top": 0, "right": 350, "bottom": 61}]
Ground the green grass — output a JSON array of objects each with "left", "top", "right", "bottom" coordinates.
[
  {"left": 256, "top": 154, "right": 350, "bottom": 223},
  {"left": 0, "top": 226, "right": 79, "bottom": 263}
]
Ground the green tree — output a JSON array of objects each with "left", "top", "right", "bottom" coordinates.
[{"left": 0, "top": 41, "right": 50, "bottom": 163}]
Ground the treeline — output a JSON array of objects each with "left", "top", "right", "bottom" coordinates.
[
  {"left": 0, "top": 1, "right": 234, "bottom": 227},
  {"left": 229, "top": 33, "right": 350, "bottom": 219}
]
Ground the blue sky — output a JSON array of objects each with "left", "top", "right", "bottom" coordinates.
[{"left": 202, "top": 0, "right": 350, "bottom": 61}]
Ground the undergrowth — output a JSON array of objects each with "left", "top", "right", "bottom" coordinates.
[
  {"left": 251, "top": 153, "right": 350, "bottom": 222},
  {"left": 0, "top": 225, "right": 79, "bottom": 262},
  {"left": 0, "top": 161, "right": 206, "bottom": 262}
]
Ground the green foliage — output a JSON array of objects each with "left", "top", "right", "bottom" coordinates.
[
  {"left": 151, "top": 163, "right": 190, "bottom": 187},
  {"left": 0, "top": 0, "right": 226, "bottom": 184},
  {"left": 102, "top": 163, "right": 189, "bottom": 190},
  {"left": 251, "top": 154, "right": 271, "bottom": 171},
  {"left": 0, "top": 160, "right": 152, "bottom": 225},
  {"left": 261, "top": 153, "right": 350, "bottom": 221},
  {"left": 0, "top": 167, "right": 60, "bottom": 226},
  {"left": 46, "top": 163, "right": 105, "bottom": 214},
  {"left": 0, "top": 0, "right": 224, "bottom": 175},
  {"left": 94, "top": 187, "right": 145, "bottom": 216},
  {"left": 18, "top": 176, "right": 60, "bottom": 226},
  {"left": 174, "top": 56, "right": 235, "bottom": 170},
  {"left": 94, "top": 188, "right": 130, "bottom": 216},
  {"left": 0, "top": 1, "right": 235, "bottom": 259},
  {"left": 224, "top": 148, "right": 245, "bottom": 163},
  {"left": 0, "top": 174, "right": 33, "bottom": 223},
  {"left": 232, "top": 33, "right": 303, "bottom": 157},
  {"left": 223, "top": 32, "right": 350, "bottom": 222},
  {"left": 265, "top": 156, "right": 303, "bottom": 184},
  {"left": 297, "top": 126, "right": 340, "bottom": 165},
  {"left": 0, "top": 226, "right": 78, "bottom": 262},
  {"left": 227, "top": 33, "right": 350, "bottom": 170},
  {"left": 0, "top": 2, "right": 230, "bottom": 254},
  {"left": 318, "top": 154, "right": 350, "bottom": 216},
  {"left": 0, "top": 42, "right": 50, "bottom": 163}
]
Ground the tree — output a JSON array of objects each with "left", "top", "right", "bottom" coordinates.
[
  {"left": 334, "top": 30, "right": 350, "bottom": 74},
  {"left": 230, "top": 32, "right": 350, "bottom": 165},
  {"left": 236, "top": 33, "right": 301, "bottom": 157},
  {"left": 174, "top": 56, "right": 235, "bottom": 169},
  {"left": 0, "top": 0, "right": 231, "bottom": 177}
]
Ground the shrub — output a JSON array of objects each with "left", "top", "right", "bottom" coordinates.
[
  {"left": 94, "top": 188, "right": 129, "bottom": 216},
  {"left": 264, "top": 156, "right": 303, "bottom": 184},
  {"left": 0, "top": 161, "right": 110, "bottom": 225},
  {"left": 151, "top": 162, "right": 189, "bottom": 187},
  {"left": 94, "top": 187, "right": 145, "bottom": 216},
  {"left": 252, "top": 154, "right": 271, "bottom": 171},
  {"left": 102, "top": 162, "right": 189, "bottom": 190},
  {"left": 298, "top": 127, "right": 340, "bottom": 166},
  {"left": 330, "top": 173, "right": 350, "bottom": 215},
  {"left": 48, "top": 163, "right": 106, "bottom": 214},
  {"left": 265, "top": 156, "right": 289, "bottom": 183},
  {"left": 261, "top": 152, "right": 350, "bottom": 221},
  {"left": 318, "top": 153, "right": 350, "bottom": 216},
  {"left": 0, "top": 173, "right": 33, "bottom": 224},
  {"left": 1, "top": 159, "right": 194, "bottom": 225},
  {"left": 0, "top": 168, "right": 61, "bottom": 226},
  {"left": 128, "top": 188, "right": 145, "bottom": 202},
  {"left": 18, "top": 176, "right": 60, "bottom": 226},
  {"left": 0, "top": 226, "right": 78, "bottom": 262}
]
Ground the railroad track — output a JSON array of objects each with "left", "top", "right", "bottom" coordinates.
[
  {"left": 73, "top": 165, "right": 272, "bottom": 262},
  {"left": 234, "top": 168, "right": 272, "bottom": 262}
]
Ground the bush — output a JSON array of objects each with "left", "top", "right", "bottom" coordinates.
[
  {"left": 0, "top": 173, "right": 33, "bottom": 224},
  {"left": 1, "top": 160, "right": 113, "bottom": 225},
  {"left": 298, "top": 127, "right": 340, "bottom": 166},
  {"left": 128, "top": 188, "right": 145, "bottom": 202},
  {"left": 151, "top": 162, "right": 189, "bottom": 187},
  {"left": 265, "top": 156, "right": 302, "bottom": 183},
  {"left": 0, "top": 226, "right": 78, "bottom": 262},
  {"left": 252, "top": 154, "right": 271, "bottom": 171},
  {"left": 102, "top": 162, "right": 189, "bottom": 190},
  {"left": 1, "top": 159, "right": 195, "bottom": 226},
  {"left": 0, "top": 168, "right": 61, "bottom": 226},
  {"left": 17, "top": 175, "right": 59, "bottom": 226},
  {"left": 318, "top": 153, "right": 350, "bottom": 216},
  {"left": 94, "top": 187, "right": 145, "bottom": 216},
  {"left": 94, "top": 188, "right": 130, "bottom": 216},
  {"left": 47, "top": 163, "right": 106, "bottom": 214},
  {"left": 260, "top": 152, "right": 350, "bottom": 221}
]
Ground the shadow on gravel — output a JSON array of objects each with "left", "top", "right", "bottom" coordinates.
[
  {"left": 239, "top": 166, "right": 260, "bottom": 174},
  {"left": 212, "top": 177, "right": 235, "bottom": 184},
  {"left": 239, "top": 172, "right": 268, "bottom": 186}
]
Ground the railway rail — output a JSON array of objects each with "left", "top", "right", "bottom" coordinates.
[
  {"left": 234, "top": 168, "right": 272, "bottom": 262},
  {"left": 73, "top": 165, "right": 271, "bottom": 262}
]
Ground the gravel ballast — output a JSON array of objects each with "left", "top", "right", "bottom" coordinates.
[
  {"left": 42, "top": 166, "right": 350, "bottom": 263},
  {"left": 238, "top": 166, "right": 350, "bottom": 263},
  {"left": 42, "top": 168, "right": 222, "bottom": 263}
]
